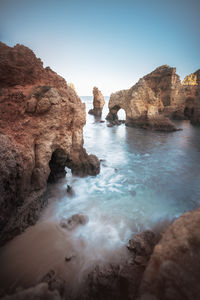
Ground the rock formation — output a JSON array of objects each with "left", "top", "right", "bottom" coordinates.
[
  {"left": 0, "top": 42, "right": 100, "bottom": 245},
  {"left": 78, "top": 230, "right": 159, "bottom": 300},
  {"left": 106, "top": 66, "right": 180, "bottom": 131},
  {"left": 182, "top": 70, "right": 200, "bottom": 124},
  {"left": 88, "top": 87, "right": 105, "bottom": 116},
  {"left": 0, "top": 283, "right": 61, "bottom": 300},
  {"left": 182, "top": 69, "right": 200, "bottom": 86},
  {"left": 138, "top": 209, "right": 200, "bottom": 300},
  {"left": 106, "top": 65, "right": 200, "bottom": 130}
]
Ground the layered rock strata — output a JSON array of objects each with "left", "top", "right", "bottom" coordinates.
[
  {"left": 88, "top": 86, "right": 105, "bottom": 116},
  {"left": 0, "top": 42, "right": 100, "bottom": 245}
]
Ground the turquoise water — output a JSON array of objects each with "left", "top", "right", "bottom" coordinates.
[
  {"left": 1, "top": 96, "right": 200, "bottom": 291},
  {"left": 45, "top": 96, "right": 200, "bottom": 246}
]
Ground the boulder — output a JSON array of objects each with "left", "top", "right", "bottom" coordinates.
[
  {"left": 60, "top": 214, "right": 89, "bottom": 230},
  {"left": 0, "top": 283, "right": 61, "bottom": 300},
  {"left": 138, "top": 209, "right": 200, "bottom": 300}
]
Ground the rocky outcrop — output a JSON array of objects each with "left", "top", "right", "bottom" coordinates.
[
  {"left": 182, "top": 70, "right": 200, "bottom": 124},
  {"left": 0, "top": 42, "right": 100, "bottom": 245},
  {"left": 88, "top": 87, "right": 105, "bottom": 116},
  {"left": 60, "top": 214, "right": 89, "bottom": 230},
  {"left": 0, "top": 283, "right": 61, "bottom": 300},
  {"left": 138, "top": 209, "right": 200, "bottom": 300},
  {"left": 79, "top": 230, "right": 159, "bottom": 300},
  {"left": 106, "top": 65, "right": 200, "bottom": 130},
  {"left": 183, "top": 70, "right": 200, "bottom": 86},
  {"left": 106, "top": 66, "right": 180, "bottom": 131}
]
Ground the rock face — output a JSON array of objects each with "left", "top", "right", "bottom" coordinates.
[
  {"left": 0, "top": 42, "right": 100, "bottom": 245},
  {"left": 138, "top": 209, "right": 200, "bottom": 300},
  {"left": 88, "top": 87, "right": 105, "bottom": 116},
  {"left": 106, "top": 65, "right": 200, "bottom": 130},
  {"left": 79, "top": 230, "right": 159, "bottom": 300},
  {"left": 106, "top": 66, "right": 180, "bottom": 131},
  {"left": 182, "top": 70, "right": 200, "bottom": 124},
  {"left": 0, "top": 283, "right": 61, "bottom": 300},
  {"left": 182, "top": 70, "right": 200, "bottom": 86}
]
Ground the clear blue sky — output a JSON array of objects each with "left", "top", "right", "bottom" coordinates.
[{"left": 0, "top": 0, "right": 199, "bottom": 95}]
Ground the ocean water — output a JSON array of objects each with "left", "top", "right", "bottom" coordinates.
[{"left": 0, "top": 96, "right": 200, "bottom": 292}]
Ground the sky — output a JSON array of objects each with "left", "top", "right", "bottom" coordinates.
[{"left": 0, "top": 0, "right": 199, "bottom": 95}]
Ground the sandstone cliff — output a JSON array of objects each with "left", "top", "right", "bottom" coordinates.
[
  {"left": 88, "top": 86, "right": 105, "bottom": 116},
  {"left": 0, "top": 42, "right": 100, "bottom": 245},
  {"left": 182, "top": 70, "right": 200, "bottom": 124},
  {"left": 182, "top": 69, "right": 200, "bottom": 86},
  {"left": 106, "top": 66, "right": 179, "bottom": 131},
  {"left": 106, "top": 65, "right": 200, "bottom": 130},
  {"left": 138, "top": 209, "right": 200, "bottom": 300}
]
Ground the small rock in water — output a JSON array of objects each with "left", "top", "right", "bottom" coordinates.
[
  {"left": 100, "top": 159, "right": 106, "bottom": 162},
  {"left": 65, "top": 252, "right": 76, "bottom": 262},
  {"left": 66, "top": 185, "right": 74, "bottom": 196},
  {"left": 131, "top": 190, "right": 137, "bottom": 197},
  {"left": 60, "top": 214, "right": 89, "bottom": 230},
  {"left": 100, "top": 120, "right": 105, "bottom": 123}
]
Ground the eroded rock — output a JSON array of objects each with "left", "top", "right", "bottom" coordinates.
[
  {"left": 138, "top": 209, "right": 200, "bottom": 300},
  {"left": 106, "top": 66, "right": 180, "bottom": 131},
  {"left": 0, "top": 283, "right": 61, "bottom": 300},
  {"left": 106, "top": 66, "right": 200, "bottom": 129},
  {"left": 0, "top": 42, "right": 100, "bottom": 245},
  {"left": 88, "top": 87, "right": 105, "bottom": 116},
  {"left": 60, "top": 214, "right": 89, "bottom": 230}
]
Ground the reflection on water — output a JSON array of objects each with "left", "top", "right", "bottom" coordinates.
[{"left": 0, "top": 96, "right": 200, "bottom": 292}]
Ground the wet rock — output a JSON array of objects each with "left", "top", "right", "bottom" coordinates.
[
  {"left": 80, "top": 261, "right": 145, "bottom": 300},
  {"left": 138, "top": 209, "right": 200, "bottom": 300},
  {"left": 60, "top": 214, "right": 89, "bottom": 230},
  {"left": 66, "top": 185, "right": 75, "bottom": 196},
  {"left": 127, "top": 230, "right": 157, "bottom": 257},
  {"left": 79, "top": 230, "right": 160, "bottom": 300},
  {"left": 41, "top": 270, "right": 66, "bottom": 297},
  {"left": 0, "top": 283, "right": 61, "bottom": 300},
  {"left": 65, "top": 252, "right": 76, "bottom": 261},
  {"left": 68, "top": 149, "right": 100, "bottom": 177},
  {"left": 131, "top": 190, "right": 137, "bottom": 197}
]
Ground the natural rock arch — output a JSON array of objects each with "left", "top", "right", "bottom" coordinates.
[
  {"left": 107, "top": 105, "right": 126, "bottom": 121},
  {"left": 106, "top": 67, "right": 178, "bottom": 132}
]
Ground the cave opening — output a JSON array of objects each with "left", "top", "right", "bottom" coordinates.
[
  {"left": 48, "top": 148, "right": 70, "bottom": 183},
  {"left": 110, "top": 105, "right": 126, "bottom": 121},
  {"left": 117, "top": 108, "right": 126, "bottom": 121},
  {"left": 184, "top": 97, "right": 195, "bottom": 119}
]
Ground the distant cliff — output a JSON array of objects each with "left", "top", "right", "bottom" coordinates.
[{"left": 106, "top": 65, "right": 200, "bottom": 130}]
